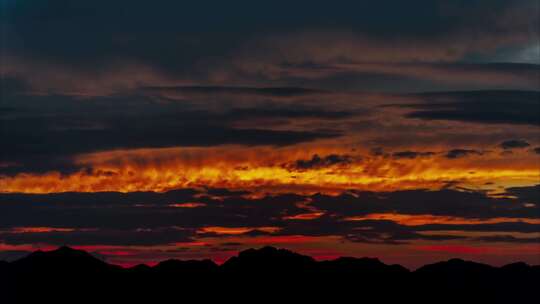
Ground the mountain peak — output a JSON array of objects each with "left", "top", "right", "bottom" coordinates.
[
  {"left": 416, "top": 258, "right": 495, "bottom": 275},
  {"left": 26, "top": 246, "right": 94, "bottom": 260},
  {"left": 57, "top": 245, "right": 75, "bottom": 251},
  {"left": 319, "top": 256, "right": 409, "bottom": 274},
  {"left": 153, "top": 258, "right": 218, "bottom": 274},
  {"left": 222, "top": 246, "right": 315, "bottom": 272},
  {"left": 12, "top": 245, "right": 113, "bottom": 274}
]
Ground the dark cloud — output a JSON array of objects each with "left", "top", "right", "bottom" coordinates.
[
  {"left": 276, "top": 62, "right": 540, "bottom": 92},
  {"left": 220, "top": 108, "right": 354, "bottom": 121},
  {"left": 1, "top": 125, "right": 340, "bottom": 175},
  {"left": 505, "top": 185, "right": 540, "bottom": 204},
  {"left": 399, "top": 91, "right": 540, "bottom": 126},
  {"left": 142, "top": 86, "right": 326, "bottom": 98},
  {"left": 285, "top": 154, "right": 355, "bottom": 171},
  {"left": 473, "top": 235, "right": 540, "bottom": 244},
  {"left": 392, "top": 151, "right": 436, "bottom": 159},
  {"left": 535, "top": 147, "right": 540, "bottom": 154},
  {"left": 0, "top": 93, "right": 344, "bottom": 174},
  {"left": 370, "top": 147, "right": 386, "bottom": 156},
  {"left": 4, "top": 0, "right": 533, "bottom": 60},
  {"left": 2, "top": 1, "right": 537, "bottom": 93},
  {"left": 445, "top": 149, "right": 484, "bottom": 159},
  {"left": 0, "top": 185, "right": 539, "bottom": 246},
  {"left": 281, "top": 217, "right": 464, "bottom": 244},
  {"left": 309, "top": 187, "right": 540, "bottom": 219},
  {"left": 414, "top": 222, "right": 540, "bottom": 233},
  {"left": 475, "top": 235, "right": 540, "bottom": 244},
  {"left": 0, "top": 228, "right": 196, "bottom": 246},
  {"left": 0, "top": 189, "right": 307, "bottom": 231},
  {"left": 500, "top": 139, "right": 531, "bottom": 150}
]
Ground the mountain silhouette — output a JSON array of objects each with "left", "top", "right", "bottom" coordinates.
[
  {"left": 0, "top": 260, "right": 8, "bottom": 271},
  {"left": 221, "top": 246, "right": 316, "bottom": 273},
  {"left": 153, "top": 258, "right": 218, "bottom": 274},
  {"left": 318, "top": 256, "right": 409, "bottom": 274},
  {"left": 500, "top": 261, "right": 540, "bottom": 275},
  {"left": 1, "top": 246, "right": 538, "bottom": 303},
  {"left": 9, "top": 246, "right": 118, "bottom": 275},
  {"left": 415, "top": 258, "right": 496, "bottom": 276}
]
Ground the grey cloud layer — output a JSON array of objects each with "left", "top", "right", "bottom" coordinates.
[
  {"left": 395, "top": 91, "right": 540, "bottom": 126},
  {"left": 3, "top": 85, "right": 539, "bottom": 176},
  {"left": 0, "top": 87, "right": 349, "bottom": 174},
  {"left": 1, "top": 1, "right": 538, "bottom": 93}
]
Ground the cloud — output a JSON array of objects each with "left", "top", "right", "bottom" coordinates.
[
  {"left": 414, "top": 222, "right": 540, "bottom": 233},
  {"left": 0, "top": 228, "right": 196, "bottom": 246},
  {"left": 142, "top": 86, "right": 326, "bottom": 98},
  {"left": 398, "top": 91, "right": 540, "bottom": 126},
  {"left": 285, "top": 154, "right": 356, "bottom": 171},
  {"left": 500, "top": 139, "right": 531, "bottom": 150},
  {"left": 445, "top": 149, "right": 484, "bottom": 159},
  {"left": 280, "top": 217, "right": 464, "bottom": 244},
  {"left": 1, "top": 0, "right": 540, "bottom": 252},
  {"left": 308, "top": 187, "right": 540, "bottom": 219},
  {"left": 473, "top": 235, "right": 540, "bottom": 244},
  {"left": 505, "top": 185, "right": 540, "bottom": 204},
  {"left": 262, "top": 62, "right": 540, "bottom": 91},
  {"left": 1, "top": 124, "right": 340, "bottom": 175},
  {"left": 2, "top": 1, "right": 538, "bottom": 94},
  {"left": 392, "top": 151, "right": 436, "bottom": 159},
  {"left": 0, "top": 92, "right": 344, "bottom": 174},
  {"left": 0, "top": 189, "right": 307, "bottom": 231},
  {"left": 0, "top": 185, "right": 538, "bottom": 247}
]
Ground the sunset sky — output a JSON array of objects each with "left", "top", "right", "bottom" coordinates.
[{"left": 1, "top": 0, "right": 539, "bottom": 268}]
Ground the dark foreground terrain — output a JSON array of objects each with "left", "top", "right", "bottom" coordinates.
[{"left": 1, "top": 246, "right": 538, "bottom": 303}]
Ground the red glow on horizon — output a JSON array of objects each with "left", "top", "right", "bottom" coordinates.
[{"left": 416, "top": 245, "right": 493, "bottom": 255}]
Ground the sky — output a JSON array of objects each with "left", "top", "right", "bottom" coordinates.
[{"left": 0, "top": 0, "right": 539, "bottom": 268}]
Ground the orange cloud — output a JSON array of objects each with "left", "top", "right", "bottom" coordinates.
[
  {"left": 197, "top": 227, "right": 281, "bottom": 235},
  {"left": 344, "top": 214, "right": 540, "bottom": 226},
  {"left": 8, "top": 227, "right": 78, "bottom": 233},
  {"left": 0, "top": 145, "right": 538, "bottom": 194},
  {"left": 283, "top": 212, "right": 326, "bottom": 220},
  {"left": 169, "top": 202, "right": 207, "bottom": 208}
]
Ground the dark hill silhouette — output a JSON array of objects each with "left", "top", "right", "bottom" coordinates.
[
  {"left": 126, "top": 263, "right": 153, "bottom": 274},
  {"left": 1, "top": 246, "right": 538, "bottom": 303},
  {"left": 415, "top": 258, "right": 496, "bottom": 275},
  {"left": 0, "top": 261, "right": 10, "bottom": 274},
  {"left": 500, "top": 261, "right": 539, "bottom": 275},
  {"left": 412, "top": 258, "right": 540, "bottom": 303},
  {"left": 221, "top": 246, "right": 316, "bottom": 273},
  {"left": 153, "top": 258, "right": 218, "bottom": 274},
  {"left": 9, "top": 246, "right": 119, "bottom": 275},
  {"left": 318, "top": 256, "right": 409, "bottom": 275}
]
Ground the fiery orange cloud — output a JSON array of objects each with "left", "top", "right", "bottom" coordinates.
[
  {"left": 168, "top": 202, "right": 207, "bottom": 208},
  {"left": 8, "top": 227, "right": 78, "bottom": 233},
  {"left": 0, "top": 145, "right": 538, "bottom": 194},
  {"left": 283, "top": 212, "right": 326, "bottom": 220},
  {"left": 197, "top": 227, "right": 282, "bottom": 235},
  {"left": 344, "top": 214, "right": 540, "bottom": 226}
]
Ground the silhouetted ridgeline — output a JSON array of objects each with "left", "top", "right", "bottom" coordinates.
[{"left": 1, "top": 246, "right": 539, "bottom": 303}]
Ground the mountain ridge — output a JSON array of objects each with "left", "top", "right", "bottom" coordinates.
[
  {"left": 1, "top": 245, "right": 539, "bottom": 272},
  {"left": 1, "top": 246, "right": 539, "bottom": 303}
]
